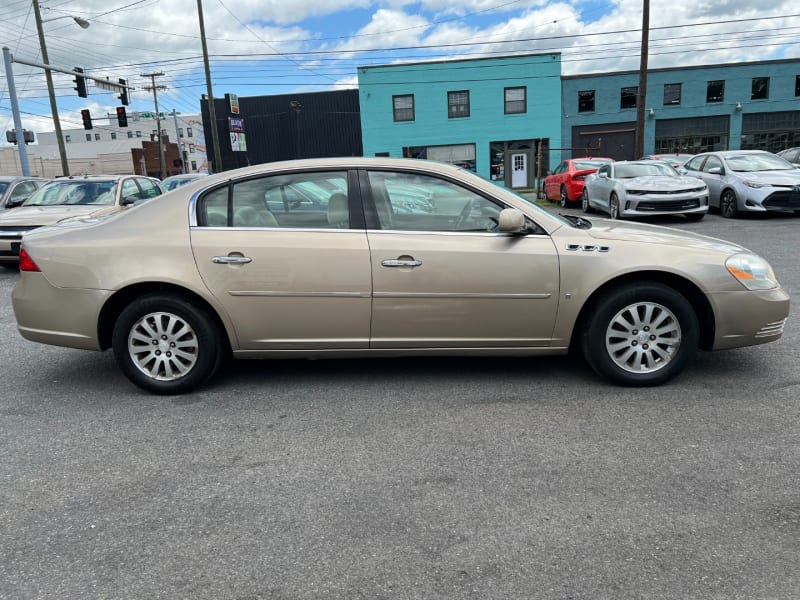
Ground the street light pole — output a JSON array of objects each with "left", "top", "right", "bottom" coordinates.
[{"left": 32, "top": 0, "right": 70, "bottom": 177}]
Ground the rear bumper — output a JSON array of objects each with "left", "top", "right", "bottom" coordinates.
[{"left": 12, "top": 272, "right": 110, "bottom": 350}]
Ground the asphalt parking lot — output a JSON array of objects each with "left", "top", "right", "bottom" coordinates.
[{"left": 1, "top": 208, "right": 798, "bottom": 599}]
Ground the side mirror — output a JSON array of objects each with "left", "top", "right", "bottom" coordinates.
[
  {"left": 598, "top": 172, "right": 608, "bottom": 179},
  {"left": 5, "top": 198, "right": 24, "bottom": 209},
  {"left": 546, "top": 170, "right": 553, "bottom": 176},
  {"left": 121, "top": 196, "right": 139, "bottom": 206},
  {"left": 498, "top": 208, "right": 526, "bottom": 233},
  {"left": 708, "top": 167, "right": 722, "bottom": 175}
]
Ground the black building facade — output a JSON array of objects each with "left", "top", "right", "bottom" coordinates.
[{"left": 200, "top": 89, "right": 363, "bottom": 172}]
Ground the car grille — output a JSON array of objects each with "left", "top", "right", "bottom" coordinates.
[
  {"left": 762, "top": 191, "right": 800, "bottom": 210},
  {"left": 627, "top": 187, "right": 706, "bottom": 195},
  {"left": 755, "top": 319, "right": 787, "bottom": 339},
  {"left": 636, "top": 199, "right": 702, "bottom": 211}
]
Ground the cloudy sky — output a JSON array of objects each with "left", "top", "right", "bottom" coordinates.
[{"left": 1, "top": 0, "right": 799, "bottom": 143}]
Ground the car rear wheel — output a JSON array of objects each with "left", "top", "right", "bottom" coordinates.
[
  {"left": 720, "top": 190, "right": 739, "bottom": 218},
  {"left": 581, "top": 283, "right": 699, "bottom": 386},
  {"left": 560, "top": 186, "right": 570, "bottom": 208},
  {"left": 582, "top": 189, "right": 594, "bottom": 213},
  {"left": 609, "top": 193, "right": 620, "bottom": 219},
  {"left": 112, "top": 294, "right": 223, "bottom": 395}
]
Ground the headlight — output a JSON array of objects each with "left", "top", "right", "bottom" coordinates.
[
  {"left": 725, "top": 253, "right": 778, "bottom": 290},
  {"left": 742, "top": 180, "right": 769, "bottom": 189}
]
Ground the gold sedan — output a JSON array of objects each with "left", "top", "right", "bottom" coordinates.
[{"left": 12, "top": 158, "right": 790, "bottom": 394}]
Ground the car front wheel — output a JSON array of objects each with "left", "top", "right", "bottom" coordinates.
[
  {"left": 112, "top": 294, "right": 223, "bottom": 394},
  {"left": 609, "top": 193, "right": 621, "bottom": 219},
  {"left": 720, "top": 190, "right": 739, "bottom": 218},
  {"left": 581, "top": 283, "right": 699, "bottom": 386}
]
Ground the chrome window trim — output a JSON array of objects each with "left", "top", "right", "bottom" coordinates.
[
  {"left": 365, "top": 228, "right": 549, "bottom": 238},
  {"left": 190, "top": 225, "right": 362, "bottom": 233}
]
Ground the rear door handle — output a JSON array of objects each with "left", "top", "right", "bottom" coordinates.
[
  {"left": 212, "top": 255, "right": 252, "bottom": 264},
  {"left": 381, "top": 259, "right": 422, "bottom": 268}
]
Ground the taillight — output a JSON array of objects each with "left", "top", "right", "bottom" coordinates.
[
  {"left": 18, "top": 247, "right": 40, "bottom": 272},
  {"left": 573, "top": 175, "right": 586, "bottom": 181}
]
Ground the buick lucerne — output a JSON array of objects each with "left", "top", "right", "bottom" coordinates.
[{"left": 12, "top": 158, "right": 790, "bottom": 394}]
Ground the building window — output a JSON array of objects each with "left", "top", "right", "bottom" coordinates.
[
  {"left": 191, "top": 160, "right": 197, "bottom": 170},
  {"left": 447, "top": 90, "right": 470, "bottom": 118},
  {"left": 111, "top": 132, "right": 117, "bottom": 140},
  {"left": 161, "top": 128, "right": 167, "bottom": 135},
  {"left": 664, "top": 83, "right": 681, "bottom": 106},
  {"left": 504, "top": 87, "right": 526, "bottom": 114},
  {"left": 393, "top": 94, "right": 415, "bottom": 122},
  {"left": 136, "top": 131, "right": 142, "bottom": 138},
  {"left": 707, "top": 80, "right": 725, "bottom": 103},
  {"left": 65, "top": 135, "right": 71, "bottom": 143},
  {"left": 95, "top": 133, "right": 101, "bottom": 140},
  {"left": 578, "top": 90, "right": 595, "bottom": 112},
  {"left": 152, "top": 130, "right": 158, "bottom": 136},
  {"left": 620, "top": 86, "right": 638, "bottom": 109},
  {"left": 751, "top": 77, "right": 769, "bottom": 100},
  {"left": 86, "top": 133, "right": 91, "bottom": 141},
  {"left": 179, "top": 127, "right": 184, "bottom": 137},
  {"left": 127, "top": 131, "right": 133, "bottom": 139},
  {"left": 187, "top": 127, "right": 193, "bottom": 138},
  {"left": 189, "top": 144, "right": 195, "bottom": 153},
  {"left": 795, "top": 76, "right": 800, "bottom": 97}
]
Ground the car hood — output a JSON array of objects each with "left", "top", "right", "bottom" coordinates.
[
  {"left": 0, "top": 204, "right": 120, "bottom": 226},
  {"left": 585, "top": 218, "right": 745, "bottom": 253},
  {"left": 730, "top": 170, "right": 800, "bottom": 184},
  {"left": 622, "top": 176, "right": 705, "bottom": 189}
]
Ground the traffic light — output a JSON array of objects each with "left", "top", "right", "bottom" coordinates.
[
  {"left": 73, "top": 67, "right": 88, "bottom": 98},
  {"left": 81, "top": 109, "right": 92, "bottom": 130},
  {"left": 116, "top": 106, "right": 128, "bottom": 127},
  {"left": 118, "top": 78, "right": 129, "bottom": 106}
]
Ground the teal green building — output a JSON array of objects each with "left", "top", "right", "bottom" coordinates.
[{"left": 358, "top": 53, "right": 563, "bottom": 189}]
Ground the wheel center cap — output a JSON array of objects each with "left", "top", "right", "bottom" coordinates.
[
  {"left": 638, "top": 331, "right": 649, "bottom": 344},
  {"left": 158, "top": 339, "right": 171, "bottom": 352}
]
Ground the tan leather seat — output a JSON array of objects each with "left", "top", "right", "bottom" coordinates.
[{"left": 327, "top": 193, "right": 349, "bottom": 228}]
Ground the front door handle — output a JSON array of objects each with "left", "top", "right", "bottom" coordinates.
[
  {"left": 212, "top": 255, "right": 252, "bottom": 264},
  {"left": 381, "top": 258, "right": 422, "bottom": 268}
]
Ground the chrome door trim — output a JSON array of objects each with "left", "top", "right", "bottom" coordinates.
[
  {"left": 373, "top": 292, "right": 552, "bottom": 299},
  {"left": 229, "top": 290, "right": 371, "bottom": 298}
]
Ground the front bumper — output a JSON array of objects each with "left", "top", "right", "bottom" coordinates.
[
  {"left": 709, "top": 286, "right": 790, "bottom": 350},
  {"left": 621, "top": 192, "right": 709, "bottom": 217},
  {"left": 12, "top": 272, "right": 111, "bottom": 350}
]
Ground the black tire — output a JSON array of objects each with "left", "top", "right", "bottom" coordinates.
[
  {"left": 112, "top": 294, "right": 223, "bottom": 395},
  {"left": 609, "top": 193, "right": 621, "bottom": 219},
  {"left": 720, "top": 189, "right": 739, "bottom": 218},
  {"left": 685, "top": 213, "right": 705, "bottom": 222},
  {"left": 560, "top": 186, "right": 571, "bottom": 208},
  {"left": 581, "top": 283, "right": 699, "bottom": 386},
  {"left": 582, "top": 189, "right": 594, "bottom": 213}
]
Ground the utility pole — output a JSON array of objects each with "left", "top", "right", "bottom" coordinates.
[
  {"left": 170, "top": 109, "right": 186, "bottom": 173},
  {"left": 635, "top": 0, "right": 650, "bottom": 159},
  {"left": 32, "top": 0, "right": 69, "bottom": 176},
  {"left": 197, "top": 0, "right": 223, "bottom": 173},
  {"left": 142, "top": 71, "right": 167, "bottom": 178}
]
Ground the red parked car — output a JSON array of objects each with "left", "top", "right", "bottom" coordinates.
[{"left": 544, "top": 157, "right": 613, "bottom": 207}]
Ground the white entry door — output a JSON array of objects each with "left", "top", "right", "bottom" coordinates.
[{"left": 511, "top": 152, "right": 528, "bottom": 188}]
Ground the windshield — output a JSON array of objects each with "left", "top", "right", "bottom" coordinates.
[
  {"left": 162, "top": 177, "right": 198, "bottom": 191},
  {"left": 572, "top": 160, "right": 609, "bottom": 171},
  {"left": 23, "top": 181, "right": 117, "bottom": 206},
  {"left": 725, "top": 153, "right": 795, "bottom": 172},
  {"left": 615, "top": 163, "right": 677, "bottom": 178}
]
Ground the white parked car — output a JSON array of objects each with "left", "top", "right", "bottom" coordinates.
[
  {"left": 682, "top": 150, "right": 800, "bottom": 218},
  {"left": 582, "top": 161, "right": 709, "bottom": 221}
]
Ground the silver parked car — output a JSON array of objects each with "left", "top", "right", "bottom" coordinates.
[
  {"left": 12, "top": 158, "right": 789, "bottom": 394},
  {"left": 682, "top": 150, "right": 800, "bottom": 218},
  {"left": 581, "top": 160, "right": 709, "bottom": 220}
]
